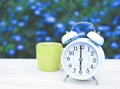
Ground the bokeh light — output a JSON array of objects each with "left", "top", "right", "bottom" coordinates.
[{"left": 0, "top": 0, "right": 120, "bottom": 58}]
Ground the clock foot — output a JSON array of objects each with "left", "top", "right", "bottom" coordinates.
[
  {"left": 64, "top": 75, "right": 69, "bottom": 82},
  {"left": 92, "top": 76, "right": 99, "bottom": 86}
]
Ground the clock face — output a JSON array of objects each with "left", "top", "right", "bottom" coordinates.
[{"left": 62, "top": 40, "right": 99, "bottom": 80}]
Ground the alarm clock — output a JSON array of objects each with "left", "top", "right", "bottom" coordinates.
[{"left": 61, "top": 22, "right": 105, "bottom": 81}]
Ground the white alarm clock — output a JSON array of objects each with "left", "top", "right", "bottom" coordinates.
[{"left": 61, "top": 22, "right": 105, "bottom": 81}]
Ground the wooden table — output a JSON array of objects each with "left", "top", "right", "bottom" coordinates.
[{"left": 0, "top": 59, "right": 120, "bottom": 89}]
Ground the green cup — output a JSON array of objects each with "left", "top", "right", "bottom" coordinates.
[{"left": 36, "top": 42, "right": 63, "bottom": 72}]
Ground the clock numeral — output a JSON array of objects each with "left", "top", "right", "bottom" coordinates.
[
  {"left": 68, "top": 63, "right": 72, "bottom": 68},
  {"left": 91, "top": 51, "right": 94, "bottom": 56},
  {"left": 80, "top": 45, "right": 84, "bottom": 49},
  {"left": 69, "top": 51, "right": 74, "bottom": 55},
  {"left": 74, "top": 46, "right": 78, "bottom": 51},
  {"left": 66, "top": 57, "right": 70, "bottom": 61},
  {"left": 73, "top": 68, "right": 76, "bottom": 73},
  {"left": 92, "top": 58, "right": 96, "bottom": 63},
  {"left": 91, "top": 64, "right": 94, "bottom": 69},
  {"left": 88, "top": 47, "right": 90, "bottom": 52},
  {"left": 86, "top": 68, "right": 89, "bottom": 73},
  {"left": 79, "top": 70, "right": 82, "bottom": 74}
]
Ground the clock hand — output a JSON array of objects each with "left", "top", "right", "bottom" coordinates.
[
  {"left": 80, "top": 45, "right": 82, "bottom": 58},
  {"left": 79, "top": 45, "right": 82, "bottom": 74},
  {"left": 79, "top": 59, "right": 82, "bottom": 73}
]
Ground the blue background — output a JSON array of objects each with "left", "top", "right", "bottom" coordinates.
[{"left": 0, "top": 0, "right": 120, "bottom": 59}]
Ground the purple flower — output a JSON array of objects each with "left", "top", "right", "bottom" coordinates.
[
  {"left": 16, "top": 44, "right": 24, "bottom": 51},
  {"left": 18, "top": 22, "right": 25, "bottom": 27},
  {"left": 16, "top": 6, "right": 23, "bottom": 12},
  {"left": 116, "top": 25, "right": 120, "bottom": 30},
  {"left": 7, "top": 26, "right": 14, "bottom": 31},
  {"left": 11, "top": 19, "right": 17, "bottom": 25},
  {"left": 8, "top": 50, "right": 15, "bottom": 56},
  {"left": 53, "top": 0, "right": 59, "bottom": 3},
  {"left": 37, "top": 7, "right": 44, "bottom": 11},
  {"left": 112, "top": 16, "right": 119, "bottom": 25},
  {"left": 0, "top": 21, "right": 6, "bottom": 26},
  {"left": 23, "top": 15, "right": 29, "bottom": 21},
  {"left": 55, "top": 23, "right": 65, "bottom": 30},
  {"left": 29, "top": 0, "right": 35, "bottom": 3},
  {"left": 68, "top": 20, "right": 76, "bottom": 26},
  {"left": 12, "top": 34, "right": 22, "bottom": 42},
  {"left": 74, "top": 11, "right": 79, "bottom": 16},
  {"left": 36, "top": 2, "right": 42, "bottom": 7},
  {"left": 110, "top": 42, "right": 119, "bottom": 49},
  {"left": 34, "top": 10, "right": 41, "bottom": 15},
  {"left": 35, "top": 37, "right": 42, "bottom": 42},
  {"left": 35, "top": 30, "right": 47, "bottom": 36},
  {"left": 114, "top": 26, "right": 120, "bottom": 36},
  {"left": 45, "top": 16, "right": 56, "bottom": 24},
  {"left": 45, "top": 2, "right": 51, "bottom": 7},
  {"left": 112, "top": 25, "right": 120, "bottom": 36},
  {"left": 95, "top": 18, "right": 101, "bottom": 23},
  {"left": 30, "top": 5, "right": 36, "bottom": 10},
  {"left": 42, "top": 12, "right": 50, "bottom": 18},
  {"left": 97, "top": 26, "right": 111, "bottom": 32},
  {"left": 45, "top": 36, "right": 52, "bottom": 42},
  {"left": 105, "top": 32, "right": 112, "bottom": 37},
  {"left": 100, "top": 11, "right": 105, "bottom": 16},
  {"left": 114, "top": 54, "right": 120, "bottom": 59},
  {"left": 111, "top": 1, "right": 120, "bottom": 8},
  {"left": 82, "top": 0, "right": 88, "bottom": 7},
  {"left": 90, "top": 18, "right": 95, "bottom": 23},
  {"left": 2, "top": 41, "right": 7, "bottom": 46}
]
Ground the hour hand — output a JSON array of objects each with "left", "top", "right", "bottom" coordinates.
[{"left": 79, "top": 58, "right": 82, "bottom": 74}]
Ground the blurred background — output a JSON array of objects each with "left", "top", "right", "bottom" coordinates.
[{"left": 0, "top": 0, "right": 120, "bottom": 59}]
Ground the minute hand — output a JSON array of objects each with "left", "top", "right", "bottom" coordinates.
[
  {"left": 80, "top": 45, "right": 82, "bottom": 58},
  {"left": 79, "top": 45, "right": 82, "bottom": 73}
]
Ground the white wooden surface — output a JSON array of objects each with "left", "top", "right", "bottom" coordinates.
[{"left": 0, "top": 59, "right": 120, "bottom": 89}]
